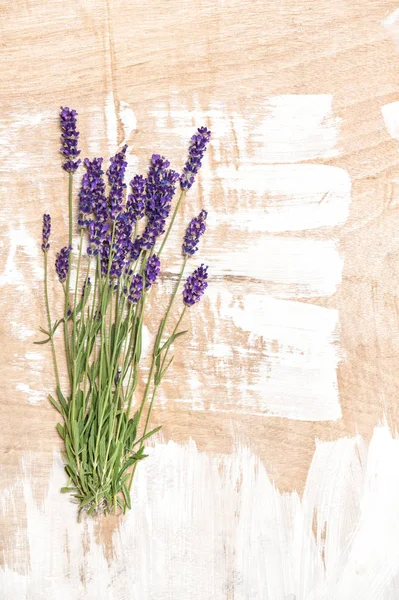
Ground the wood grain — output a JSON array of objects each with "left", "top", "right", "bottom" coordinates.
[{"left": 2, "top": 0, "right": 399, "bottom": 594}]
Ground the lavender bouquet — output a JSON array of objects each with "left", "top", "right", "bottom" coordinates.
[{"left": 37, "top": 107, "right": 210, "bottom": 516}]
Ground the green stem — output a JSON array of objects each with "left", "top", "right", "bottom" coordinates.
[
  {"left": 44, "top": 252, "right": 60, "bottom": 389},
  {"left": 63, "top": 172, "right": 74, "bottom": 385},
  {"left": 158, "top": 190, "right": 186, "bottom": 257},
  {"left": 127, "top": 256, "right": 188, "bottom": 493},
  {"left": 71, "top": 229, "right": 84, "bottom": 359}
]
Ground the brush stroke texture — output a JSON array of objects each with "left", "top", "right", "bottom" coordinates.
[
  {"left": 1, "top": 426, "right": 399, "bottom": 599},
  {"left": 149, "top": 95, "right": 349, "bottom": 420}
]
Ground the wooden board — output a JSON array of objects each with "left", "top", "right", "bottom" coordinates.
[{"left": 2, "top": 1, "right": 399, "bottom": 597}]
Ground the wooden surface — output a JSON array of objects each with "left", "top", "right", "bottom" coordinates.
[{"left": 2, "top": 0, "right": 399, "bottom": 597}]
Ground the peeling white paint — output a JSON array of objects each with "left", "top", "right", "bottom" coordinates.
[
  {"left": 2, "top": 426, "right": 399, "bottom": 598},
  {"left": 119, "top": 100, "right": 137, "bottom": 144},
  {"left": 203, "top": 287, "right": 342, "bottom": 421},
  {"left": 0, "top": 223, "right": 42, "bottom": 287},
  {"left": 147, "top": 95, "right": 349, "bottom": 421},
  {"left": 216, "top": 164, "right": 351, "bottom": 232},
  {"left": 208, "top": 235, "right": 343, "bottom": 298},
  {"left": 382, "top": 8, "right": 399, "bottom": 49},
  {"left": 381, "top": 101, "right": 399, "bottom": 141}
]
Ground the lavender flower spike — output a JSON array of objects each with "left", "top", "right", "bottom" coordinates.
[
  {"left": 182, "top": 209, "right": 207, "bottom": 256},
  {"left": 78, "top": 157, "right": 106, "bottom": 229},
  {"left": 140, "top": 154, "right": 179, "bottom": 250},
  {"left": 107, "top": 145, "right": 128, "bottom": 220},
  {"left": 55, "top": 245, "right": 72, "bottom": 283},
  {"left": 41, "top": 214, "right": 51, "bottom": 252},
  {"left": 180, "top": 127, "right": 211, "bottom": 190},
  {"left": 60, "top": 107, "right": 81, "bottom": 173},
  {"left": 145, "top": 254, "right": 161, "bottom": 289},
  {"left": 183, "top": 264, "right": 208, "bottom": 306},
  {"left": 127, "top": 174, "right": 147, "bottom": 221},
  {"left": 127, "top": 273, "right": 143, "bottom": 304}
]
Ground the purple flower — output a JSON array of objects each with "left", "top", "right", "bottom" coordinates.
[
  {"left": 60, "top": 107, "right": 81, "bottom": 173},
  {"left": 183, "top": 264, "right": 208, "bottom": 306},
  {"left": 126, "top": 273, "right": 143, "bottom": 304},
  {"left": 180, "top": 127, "right": 211, "bottom": 190},
  {"left": 55, "top": 245, "right": 72, "bottom": 283},
  {"left": 41, "top": 214, "right": 51, "bottom": 252},
  {"left": 127, "top": 175, "right": 146, "bottom": 221},
  {"left": 107, "top": 145, "right": 128, "bottom": 220},
  {"left": 145, "top": 254, "right": 161, "bottom": 288},
  {"left": 182, "top": 209, "right": 207, "bottom": 256},
  {"left": 139, "top": 154, "right": 179, "bottom": 249},
  {"left": 128, "top": 237, "right": 142, "bottom": 262},
  {"left": 87, "top": 220, "right": 109, "bottom": 257},
  {"left": 78, "top": 158, "right": 106, "bottom": 229},
  {"left": 100, "top": 211, "right": 134, "bottom": 278}
]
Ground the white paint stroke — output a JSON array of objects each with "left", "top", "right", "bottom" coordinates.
[
  {"left": 0, "top": 109, "right": 53, "bottom": 174},
  {"left": 0, "top": 222, "right": 42, "bottom": 288},
  {"left": 216, "top": 164, "right": 351, "bottom": 232},
  {"left": 147, "top": 95, "right": 349, "bottom": 421},
  {"left": 381, "top": 101, "right": 399, "bottom": 141},
  {"left": 119, "top": 100, "right": 137, "bottom": 144},
  {"left": 2, "top": 426, "right": 399, "bottom": 598},
  {"left": 382, "top": 8, "right": 399, "bottom": 49},
  {"left": 202, "top": 287, "right": 342, "bottom": 421},
  {"left": 150, "top": 93, "right": 341, "bottom": 164},
  {"left": 208, "top": 236, "right": 343, "bottom": 298}
]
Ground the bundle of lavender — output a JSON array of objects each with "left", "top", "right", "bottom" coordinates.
[{"left": 37, "top": 107, "right": 210, "bottom": 516}]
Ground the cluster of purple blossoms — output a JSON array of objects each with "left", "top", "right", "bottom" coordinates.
[
  {"left": 183, "top": 210, "right": 207, "bottom": 256},
  {"left": 78, "top": 158, "right": 107, "bottom": 229},
  {"left": 107, "top": 145, "right": 128, "bottom": 220},
  {"left": 127, "top": 273, "right": 143, "bottom": 304},
  {"left": 41, "top": 214, "right": 51, "bottom": 252},
  {"left": 54, "top": 107, "right": 210, "bottom": 308},
  {"left": 145, "top": 254, "right": 161, "bottom": 289},
  {"left": 55, "top": 245, "right": 72, "bottom": 283},
  {"left": 180, "top": 127, "right": 211, "bottom": 190},
  {"left": 127, "top": 175, "right": 146, "bottom": 222},
  {"left": 139, "top": 155, "right": 179, "bottom": 250},
  {"left": 183, "top": 264, "right": 209, "bottom": 306},
  {"left": 60, "top": 107, "right": 81, "bottom": 173}
]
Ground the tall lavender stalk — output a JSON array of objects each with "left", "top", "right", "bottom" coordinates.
[{"left": 37, "top": 108, "right": 211, "bottom": 517}]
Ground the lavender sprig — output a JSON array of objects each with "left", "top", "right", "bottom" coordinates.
[
  {"left": 55, "top": 245, "right": 72, "bottom": 283},
  {"left": 127, "top": 273, "right": 143, "bottom": 304},
  {"left": 60, "top": 107, "right": 81, "bottom": 173},
  {"left": 140, "top": 154, "right": 179, "bottom": 250},
  {"left": 180, "top": 127, "right": 211, "bottom": 190},
  {"left": 182, "top": 210, "right": 207, "bottom": 256},
  {"left": 107, "top": 145, "right": 128, "bottom": 220},
  {"left": 127, "top": 175, "right": 147, "bottom": 222},
  {"left": 41, "top": 214, "right": 51, "bottom": 252},
  {"left": 183, "top": 264, "right": 209, "bottom": 306},
  {"left": 39, "top": 111, "right": 211, "bottom": 517},
  {"left": 78, "top": 157, "right": 106, "bottom": 229},
  {"left": 145, "top": 254, "right": 161, "bottom": 289}
]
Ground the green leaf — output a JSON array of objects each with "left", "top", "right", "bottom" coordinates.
[
  {"left": 134, "top": 425, "right": 162, "bottom": 447},
  {"left": 56, "top": 423, "right": 65, "bottom": 440},
  {"left": 116, "top": 457, "right": 136, "bottom": 481},
  {"left": 48, "top": 394, "right": 63, "bottom": 415},
  {"left": 56, "top": 387, "right": 68, "bottom": 413},
  {"left": 72, "top": 421, "right": 80, "bottom": 454},
  {"left": 34, "top": 337, "right": 51, "bottom": 345},
  {"left": 159, "top": 330, "right": 188, "bottom": 353},
  {"left": 121, "top": 484, "right": 131, "bottom": 509}
]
